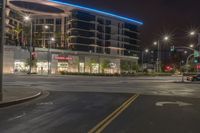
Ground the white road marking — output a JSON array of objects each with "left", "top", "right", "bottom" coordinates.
[
  {"left": 8, "top": 112, "right": 26, "bottom": 121},
  {"left": 37, "top": 102, "right": 54, "bottom": 105},
  {"left": 156, "top": 101, "right": 193, "bottom": 107}
]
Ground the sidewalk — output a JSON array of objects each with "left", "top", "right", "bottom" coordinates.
[{"left": 0, "top": 87, "right": 42, "bottom": 107}]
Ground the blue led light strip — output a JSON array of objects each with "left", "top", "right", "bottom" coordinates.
[{"left": 48, "top": 0, "right": 143, "bottom": 25}]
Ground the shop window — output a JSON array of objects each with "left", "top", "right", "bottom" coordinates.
[
  {"left": 14, "top": 61, "right": 28, "bottom": 73},
  {"left": 58, "top": 62, "right": 68, "bottom": 72},
  {"left": 79, "top": 63, "right": 85, "bottom": 73}
]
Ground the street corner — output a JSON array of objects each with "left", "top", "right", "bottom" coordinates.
[{"left": 0, "top": 87, "right": 44, "bottom": 108}]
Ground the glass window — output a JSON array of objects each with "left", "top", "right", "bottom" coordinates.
[
  {"left": 39, "top": 19, "right": 44, "bottom": 24},
  {"left": 97, "top": 18, "right": 104, "bottom": 25},
  {"left": 46, "top": 19, "right": 54, "bottom": 24},
  {"left": 106, "top": 20, "right": 111, "bottom": 25},
  {"left": 56, "top": 19, "right": 62, "bottom": 25},
  {"left": 71, "top": 10, "right": 95, "bottom": 21}
]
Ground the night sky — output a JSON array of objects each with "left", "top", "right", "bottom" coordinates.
[{"left": 59, "top": 0, "right": 200, "bottom": 48}]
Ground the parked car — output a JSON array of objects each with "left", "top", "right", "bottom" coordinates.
[{"left": 187, "top": 74, "right": 200, "bottom": 81}]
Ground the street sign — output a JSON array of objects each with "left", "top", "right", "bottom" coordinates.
[{"left": 194, "top": 50, "right": 200, "bottom": 57}]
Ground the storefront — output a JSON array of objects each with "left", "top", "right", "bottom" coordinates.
[{"left": 3, "top": 46, "right": 138, "bottom": 75}]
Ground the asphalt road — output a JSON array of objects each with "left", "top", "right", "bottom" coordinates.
[
  {"left": 1, "top": 75, "right": 200, "bottom": 133},
  {"left": 0, "top": 92, "right": 133, "bottom": 133},
  {"left": 104, "top": 95, "right": 200, "bottom": 133},
  {"left": 3, "top": 75, "right": 200, "bottom": 98}
]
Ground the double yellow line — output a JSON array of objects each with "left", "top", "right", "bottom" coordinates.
[{"left": 88, "top": 94, "right": 140, "bottom": 133}]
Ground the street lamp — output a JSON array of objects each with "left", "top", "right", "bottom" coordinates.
[
  {"left": 153, "top": 41, "right": 160, "bottom": 72},
  {"left": 142, "top": 49, "right": 149, "bottom": 72},
  {"left": 44, "top": 25, "right": 49, "bottom": 30},
  {"left": 153, "top": 41, "right": 157, "bottom": 46},
  {"left": 189, "top": 30, "right": 200, "bottom": 50},
  {"left": 184, "top": 50, "right": 188, "bottom": 54},
  {"left": 190, "top": 44, "right": 194, "bottom": 48},
  {"left": 48, "top": 37, "right": 55, "bottom": 75},
  {"left": 153, "top": 35, "right": 170, "bottom": 73},
  {"left": 51, "top": 37, "right": 55, "bottom": 41},
  {"left": 24, "top": 15, "right": 33, "bottom": 74},
  {"left": 24, "top": 15, "right": 31, "bottom": 21},
  {"left": 43, "top": 25, "right": 49, "bottom": 48},
  {"left": 163, "top": 35, "right": 169, "bottom": 41},
  {"left": 189, "top": 31, "right": 196, "bottom": 36}
]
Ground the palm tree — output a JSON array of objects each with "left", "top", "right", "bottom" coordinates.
[{"left": 12, "top": 25, "right": 22, "bottom": 46}]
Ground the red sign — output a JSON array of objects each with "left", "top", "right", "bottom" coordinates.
[
  {"left": 54, "top": 56, "right": 73, "bottom": 61},
  {"left": 31, "top": 52, "right": 37, "bottom": 58},
  {"left": 164, "top": 65, "right": 173, "bottom": 72}
]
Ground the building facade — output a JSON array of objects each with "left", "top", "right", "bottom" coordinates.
[{"left": 4, "top": 0, "right": 143, "bottom": 74}]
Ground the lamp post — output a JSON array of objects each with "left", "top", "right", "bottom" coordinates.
[
  {"left": 189, "top": 30, "right": 200, "bottom": 73},
  {"left": 142, "top": 49, "right": 149, "bottom": 72},
  {"left": 0, "top": 0, "right": 6, "bottom": 100},
  {"left": 189, "top": 30, "right": 200, "bottom": 50},
  {"left": 153, "top": 35, "right": 170, "bottom": 73},
  {"left": 48, "top": 37, "right": 55, "bottom": 75},
  {"left": 43, "top": 25, "right": 49, "bottom": 48},
  {"left": 24, "top": 15, "right": 33, "bottom": 74},
  {"left": 153, "top": 41, "right": 160, "bottom": 72}
]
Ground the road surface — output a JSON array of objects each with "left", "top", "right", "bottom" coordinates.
[{"left": 0, "top": 75, "right": 200, "bottom": 133}]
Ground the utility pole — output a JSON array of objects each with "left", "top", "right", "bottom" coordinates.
[
  {"left": 29, "top": 22, "right": 33, "bottom": 74},
  {"left": 157, "top": 40, "right": 161, "bottom": 73},
  {"left": 0, "top": 0, "right": 6, "bottom": 100}
]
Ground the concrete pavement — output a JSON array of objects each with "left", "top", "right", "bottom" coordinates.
[{"left": 0, "top": 87, "right": 42, "bottom": 107}]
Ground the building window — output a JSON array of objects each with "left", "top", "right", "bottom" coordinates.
[
  {"left": 97, "top": 18, "right": 104, "bottom": 25},
  {"left": 46, "top": 19, "right": 54, "bottom": 24},
  {"left": 106, "top": 20, "right": 111, "bottom": 25},
  {"left": 56, "top": 19, "right": 62, "bottom": 25}
]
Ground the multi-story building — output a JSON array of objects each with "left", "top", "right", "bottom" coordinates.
[{"left": 4, "top": 0, "right": 143, "bottom": 74}]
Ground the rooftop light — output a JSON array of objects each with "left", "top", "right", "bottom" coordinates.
[{"left": 48, "top": 0, "right": 143, "bottom": 25}]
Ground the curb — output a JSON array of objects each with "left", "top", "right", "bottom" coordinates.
[
  {"left": 173, "top": 81, "right": 200, "bottom": 84},
  {"left": 0, "top": 91, "right": 43, "bottom": 108}
]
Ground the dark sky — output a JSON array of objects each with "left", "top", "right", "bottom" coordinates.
[{"left": 59, "top": 0, "right": 200, "bottom": 48}]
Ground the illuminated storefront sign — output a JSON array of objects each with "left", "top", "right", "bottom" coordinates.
[{"left": 54, "top": 56, "right": 73, "bottom": 61}]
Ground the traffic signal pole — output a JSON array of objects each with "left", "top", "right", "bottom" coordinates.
[{"left": 0, "top": 0, "right": 6, "bottom": 101}]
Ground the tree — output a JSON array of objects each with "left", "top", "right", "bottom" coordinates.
[
  {"left": 121, "top": 60, "right": 131, "bottom": 72},
  {"left": 12, "top": 25, "right": 22, "bottom": 46},
  {"left": 86, "top": 58, "right": 98, "bottom": 73},
  {"left": 22, "top": 25, "right": 31, "bottom": 46},
  {"left": 25, "top": 58, "right": 37, "bottom": 73},
  {"left": 121, "top": 60, "right": 138, "bottom": 74},
  {"left": 101, "top": 59, "right": 111, "bottom": 73}
]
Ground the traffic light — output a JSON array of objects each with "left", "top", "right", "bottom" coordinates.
[
  {"left": 194, "top": 57, "right": 200, "bottom": 64},
  {"left": 194, "top": 59, "right": 198, "bottom": 63}
]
